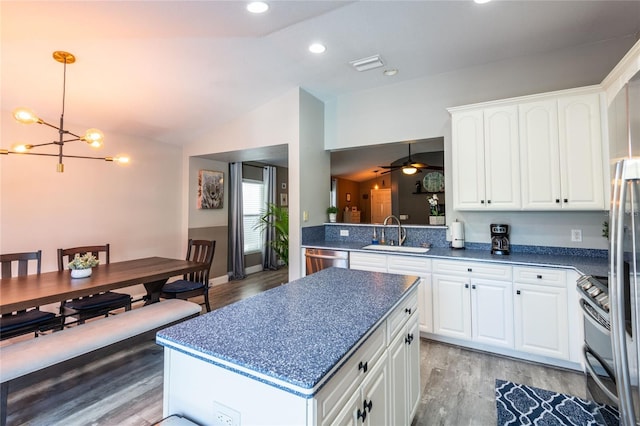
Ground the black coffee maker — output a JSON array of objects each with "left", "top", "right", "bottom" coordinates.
[{"left": 490, "top": 224, "right": 510, "bottom": 255}]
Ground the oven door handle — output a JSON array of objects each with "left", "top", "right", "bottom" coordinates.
[
  {"left": 583, "top": 343, "right": 619, "bottom": 405},
  {"left": 579, "top": 299, "right": 611, "bottom": 335}
]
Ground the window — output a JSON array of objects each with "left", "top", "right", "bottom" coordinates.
[{"left": 243, "top": 180, "right": 265, "bottom": 254}]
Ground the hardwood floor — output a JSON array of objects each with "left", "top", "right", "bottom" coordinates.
[{"left": 4, "top": 268, "right": 588, "bottom": 426}]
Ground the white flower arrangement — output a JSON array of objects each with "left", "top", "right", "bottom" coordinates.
[
  {"left": 67, "top": 253, "right": 100, "bottom": 270},
  {"left": 427, "top": 194, "right": 442, "bottom": 216}
]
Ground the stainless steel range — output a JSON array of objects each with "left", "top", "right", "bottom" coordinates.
[{"left": 577, "top": 274, "right": 619, "bottom": 407}]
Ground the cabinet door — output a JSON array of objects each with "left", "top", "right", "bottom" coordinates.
[
  {"left": 471, "top": 279, "right": 514, "bottom": 348},
  {"left": 406, "top": 314, "right": 421, "bottom": 421},
  {"left": 484, "top": 105, "right": 521, "bottom": 209},
  {"left": 432, "top": 275, "right": 471, "bottom": 339},
  {"left": 362, "top": 353, "right": 389, "bottom": 426},
  {"left": 388, "top": 331, "right": 407, "bottom": 426},
  {"left": 417, "top": 276, "right": 433, "bottom": 333},
  {"left": 329, "top": 389, "right": 361, "bottom": 426},
  {"left": 520, "top": 99, "right": 562, "bottom": 209},
  {"left": 452, "top": 110, "right": 486, "bottom": 209},
  {"left": 514, "top": 283, "right": 569, "bottom": 360},
  {"left": 557, "top": 93, "right": 605, "bottom": 209}
]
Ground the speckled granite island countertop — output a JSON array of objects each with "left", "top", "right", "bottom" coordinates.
[{"left": 156, "top": 267, "right": 419, "bottom": 397}]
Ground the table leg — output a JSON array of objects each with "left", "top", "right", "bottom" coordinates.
[{"left": 143, "top": 279, "right": 169, "bottom": 305}]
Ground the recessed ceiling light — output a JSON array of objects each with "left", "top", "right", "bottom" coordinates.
[
  {"left": 474, "top": 0, "right": 491, "bottom": 4},
  {"left": 247, "top": 2, "right": 269, "bottom": 13},
  {"left": 383, "top": 69, "right": 398, "bottom": 76},
  {"left": 309, "top": 43, "right": 326, "bottom": 54}
]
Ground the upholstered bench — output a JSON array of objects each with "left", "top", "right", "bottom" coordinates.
[{"left": 0, "top": 299, "right": 201, "bottom": 426}]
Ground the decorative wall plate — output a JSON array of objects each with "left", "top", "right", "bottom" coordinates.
[{"left": 423, "top": 171, "right": 444, "bottom": 192}]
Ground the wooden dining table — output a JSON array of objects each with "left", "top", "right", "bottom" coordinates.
[{"left": 0, "top": 257, "right": 206, "bottom": 315}]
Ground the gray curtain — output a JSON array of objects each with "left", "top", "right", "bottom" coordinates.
[
  {"left": 262, "top": 165, "right": 278, "bottom": 270},
  {"left": 228, "top": 162, "right": 246, "bottom": 280}
]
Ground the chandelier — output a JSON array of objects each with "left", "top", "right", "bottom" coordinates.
[{"left": 0, "top": 51, "right": 129, "bottom": 172}]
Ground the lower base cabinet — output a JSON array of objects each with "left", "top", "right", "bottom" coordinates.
[
  {"left": 389, "top": 313, "right": 421, "bottom": 426},
  {"left": 330, "top": 352, "right": 389, "bottom": 426}
]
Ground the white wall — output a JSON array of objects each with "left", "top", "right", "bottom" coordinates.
[
  {"left": 0, "top": 114, "right": 183, "bottom": 272},
  {"left": 325, "top": 36, "right": 637, "bottom": 249},
  {"left": 183, "top": 88, "right": 307, "bottom": 280}
]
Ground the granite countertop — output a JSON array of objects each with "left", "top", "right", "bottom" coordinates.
[
  {"left": 301, "top": 240, "right": 609, "bottom": 277},
  {"left": 156, "top": 267, "right": 419, "bottom": 397}
]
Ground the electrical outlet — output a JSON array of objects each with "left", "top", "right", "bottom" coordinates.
[
  {"left": 213, "top": 402, "right": 240, "bottom": 426},
  {"left": 571, "top": 229, "right": 582, "bottom": 242},
  {"left": 340, "top": 229, "right": 349, "bottom": 237}
]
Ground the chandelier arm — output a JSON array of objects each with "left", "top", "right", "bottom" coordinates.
[{"left": 3, "top": 151, "right": 111, "bottom": 161}]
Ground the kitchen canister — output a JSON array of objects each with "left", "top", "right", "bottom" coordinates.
[{"left": 451, "top": 220, "right": 465, "bottom": 249}]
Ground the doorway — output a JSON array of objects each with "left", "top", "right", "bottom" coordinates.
[{"left": 371, "top": 188, "right": 391, "bottom": 223}]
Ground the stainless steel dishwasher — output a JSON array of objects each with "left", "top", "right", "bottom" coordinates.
[{"left": 304, "top": 248, "right": 349, "bottom": 275}]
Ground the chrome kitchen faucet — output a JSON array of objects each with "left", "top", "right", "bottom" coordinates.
[{"left": 383, "top": 215, "right": 406, "bottom": 246}]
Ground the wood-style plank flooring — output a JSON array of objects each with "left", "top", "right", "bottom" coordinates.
[{"left": 5, "top": 268, "right": 588, "bottom": 426}]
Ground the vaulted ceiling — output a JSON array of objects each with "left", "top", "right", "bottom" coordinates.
[{"left": 2, "top": 1, "right": 639, "bottom": 178}]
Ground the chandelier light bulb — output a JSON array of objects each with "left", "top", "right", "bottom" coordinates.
[
  {"left": 11, "top": 143, "right": 32, "bottom": 153},
  {"left": 83, "top": 128, "right": 104, "bottom": 147},
  {"left": 12, "top": 107, "right": 40, "bottom": 124},
  {"left": 106, "top": 155, "right": 130, "bottom": 165}
]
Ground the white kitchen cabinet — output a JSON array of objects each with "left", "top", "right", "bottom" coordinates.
[
  {"left": 520, "top": 92, "right": 604, "bottom": 210},
  {"left": 450, "top": 86, "right": 605, "bottom": 211},
  {"left": 513, "top": 266, "right": 570, "bottom": 360},
  {"left": 432, "top": 259, "right": 513, "bottom": 348},
  {"left": 389, "top": 313, "right": 420, "bottom": 426},
  {"left": 451, "top": 105, "right": 521, "bottom": 210},
  {"left": 387, "top": 255, "right": 432, "bottom": 334},
  {"left": 330, "top": 352, "right": 389, "bottom": 426}
]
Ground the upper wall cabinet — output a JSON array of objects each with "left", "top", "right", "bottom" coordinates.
[
  {"left": 449, "top": 87, "right": 606, "bottom": 211},
  {"left": 451, "top": 105, "right": 521, "bottom": 210},
  {"left": 521, "top": 93, "right": 605, "bottom": 210}
]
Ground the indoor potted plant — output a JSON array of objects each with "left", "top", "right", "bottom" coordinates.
[
  {"left": 327, "top": 206, "right": 338, "bottom": 223},
  {"left": 427, "top": 194, "right": 445, "bottom": 225},
  {"left": 254, "top": 203, "right": 289, "bottom": 266},
  {"left": 67, "top": 253, "right": 100, "bottom": 278}
]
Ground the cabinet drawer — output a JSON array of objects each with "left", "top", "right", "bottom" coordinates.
[
  {"left": 513, "top": 266, "right": 566, "bottom": 287},
  {"left": 350, "top": 252, "right": 388, "bottom": 272},
  {"left": 432, "top": 259, "right": 512, "bottom": 280},
  {"left": 315, "top": 325, "right": 386, "bottom": 423},
  {"left": 387, "top": 289, "right": 419, "bottom": 340},
  {"left": 387, "top": 255, "right": 431, "bottom": 275}
]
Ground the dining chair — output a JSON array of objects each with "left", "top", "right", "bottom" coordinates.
[
  {"left": 160, "top": 239, "right": 216, "bottom": 312},
  {"left": 0, "top": 250, "right": 62, "bottom": 340},
  {"left": 57, "top": 244, "right": 132, "bottom": 324}
]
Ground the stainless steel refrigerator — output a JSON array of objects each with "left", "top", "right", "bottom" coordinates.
[{"left": 609, "top": 70, "right": 640, "bottom": 425}]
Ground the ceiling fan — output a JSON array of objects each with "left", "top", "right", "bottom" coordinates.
[{"left": 378, "top": 144, "right": 444, "bottom": 175}]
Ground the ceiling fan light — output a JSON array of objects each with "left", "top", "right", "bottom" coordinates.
[
  {"left": 12, "top": 107, "right": 40, "bottom": 124},
  {"left": 402, "top": 166, "right": 418, "bottom": 175},
  {"left": 83, "top": 128, "right": 104, "bottom": 147}
]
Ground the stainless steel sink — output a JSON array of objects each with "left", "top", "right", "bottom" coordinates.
[{"left": 362, "top": 245, "right": 430, "bottom": 254}]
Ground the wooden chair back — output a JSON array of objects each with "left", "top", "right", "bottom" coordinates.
[
  {"left": 57, "top": 244, "right": 110, "bottom": 271},
  {"left": 184, "top": 239, "right": 216, "bottom": 283},
  {"left": 0, "top": 250, "right": 42, "bottom": 279}
]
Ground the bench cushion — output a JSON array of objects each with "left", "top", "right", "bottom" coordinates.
[{"left": 0, "top": 299, "right": 201, "bottom": 383}]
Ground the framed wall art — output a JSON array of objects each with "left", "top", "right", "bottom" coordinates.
[{"left": 198, "top": 170, "right": 224, "bottom": 209}]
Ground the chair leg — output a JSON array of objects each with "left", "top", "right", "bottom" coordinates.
[{"left": 204, "top": 290, "right": 211, "bottom": 312}]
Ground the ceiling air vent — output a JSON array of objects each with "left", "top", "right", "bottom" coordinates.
[{"left": 350, "top": 55, "right": 384, "bottom": 72}]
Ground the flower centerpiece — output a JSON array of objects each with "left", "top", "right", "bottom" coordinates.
[
  {"left": 427, "top": 194, "right": 445, "bottom": 225},
  {"left": 68, "top": 253, "right": 100, "bottom": 278}
]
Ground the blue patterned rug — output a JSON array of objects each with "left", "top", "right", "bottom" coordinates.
[{"left": 496, "top": 379, "right": 619, "bottom": 425}]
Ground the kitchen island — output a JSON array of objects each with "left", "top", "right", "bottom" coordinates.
[{"left": 156, "top": 267, "right": 421, "bottom": 425}]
